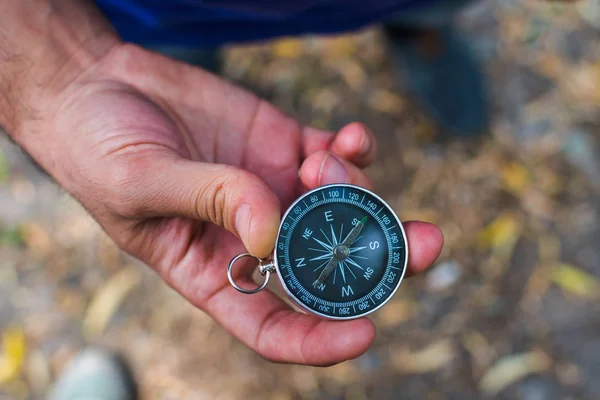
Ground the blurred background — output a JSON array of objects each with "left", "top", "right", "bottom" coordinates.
[{"left": 1, "top": 0, "right": 600, "bottom": 399}]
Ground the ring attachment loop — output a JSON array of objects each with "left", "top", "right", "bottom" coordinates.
[{"left": 228, "top": 253, "right": 275, "bottom": 294}]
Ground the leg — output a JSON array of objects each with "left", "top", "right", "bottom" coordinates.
[{"left": 383, "top": 0, "right": 489, "bottom": 137}]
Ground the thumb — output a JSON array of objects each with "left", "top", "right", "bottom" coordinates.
[{"left": 132, "top": 157, "right": 281, "bottom": 258}]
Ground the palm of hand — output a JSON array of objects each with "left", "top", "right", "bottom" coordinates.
[{"left": 49, "top": 44, "right": 442, "bottom": 366}]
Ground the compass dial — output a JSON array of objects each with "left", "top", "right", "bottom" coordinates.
[{"left": 274, "top": 184, "right": 408, "bottom": 320}]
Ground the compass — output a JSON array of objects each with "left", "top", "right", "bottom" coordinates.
[{"left": 227, "top": 183, "right": 408, "bottom": 320}]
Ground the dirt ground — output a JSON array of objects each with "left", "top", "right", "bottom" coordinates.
[{"left": 1, "top": 1, "right": 599, "bottom": 399}]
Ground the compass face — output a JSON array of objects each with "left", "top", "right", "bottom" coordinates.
[{"left": 274, "top": 184, "right": 408, "bottom": 320}]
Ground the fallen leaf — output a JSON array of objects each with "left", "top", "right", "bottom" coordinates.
[
  {"left": 273, "top": 39, "right": 303, "bottom": 59},
  {"left": 501, "top": 162, "right": 531, "bottom": 194},
  {"left": 320, "top": 36, "right": 357, "bottom": 58},
  {"left": 25, "top": 350, "right": 51, "bottom": 395},
  {"left": 461, "top": 332, "right": 493, "bottom": 370},
  {"left": 477, "top": 213, "right": 522, "bottom": 256},
  {"left": 564, "top": 63, "right": 600, "bottom": 105},
  {"left": 479, "top": 350, "right": 551, "bottom": 396},
  {"left": 83, "top": 267, "right": 141, "bottom": 339},
  {"left": 391, "top": 339, "right": 456, "bottom": 374},
  {"left": 551, "top": 263, "right": 600, "bottom": 298},
  {"left": 339, "top": 60, "right": 366, "bottom": 92},
  {"left": 375, "top": 300, "right": 416, "bottom": 327},
  {"left": 0, "top": 326, "right": 27, "bottom": 384},
  {"left": 535, "top": 52, "right": 566, "bottom": 79},
  {"left": 20, "top": 222, "right": 52, "bottom": 257},
  {"left": 368, "top": 89, "right": 405, "bottom": 114}
]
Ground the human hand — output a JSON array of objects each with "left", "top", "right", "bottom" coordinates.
[{"left": 16, "top": 43, "right": 443, "bottom": 366}]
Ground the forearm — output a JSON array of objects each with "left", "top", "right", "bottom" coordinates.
[{"left": 0, "top": 0, "right": 120, "bottom": 138}]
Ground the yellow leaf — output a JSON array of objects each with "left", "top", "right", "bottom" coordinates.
[
  {"left": 375, "top": 300, "right": 416, "bottom": 327},
  {"left": 461, "top": 331, "right": 492, "bottom": 369},
  {"left": 272, "top": 38, "right": 303, "bottom": 59},
  {"left": 391, "top": 339, "right": 456, "bottom": 373},
  {"left": 477, "top": 213, "right": 521, "bottom": 252},
  {"left": 339, "top": 61, "right": 366, "bottom": 92},
  {"left": 551, "top": 263, "right": 600, "bottom": 298},
  {"left": 20, "top": 222, "right": 53, "bottom": 257},
  {"left": 321, "top": 36, "right": 357, "bottom": 58},
  {"left": 83, "top": 267, "right": 141, "bottom": 339},
  {"left": 0, "top": 327, "right": 26, "bottom": 384},
  {"left": 479, "top": 350, "right": 551, "bottom": 396},
  {"left": 368, "top": 89, "right": 405, "bottom": 114},
  {"left": 501, "top": 162, "right": 530, "bottom": 194}
]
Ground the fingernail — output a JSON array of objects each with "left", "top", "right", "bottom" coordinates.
[
  {"left": 359, "top": 127, "right": 372, "bottom": 155},
  {"left": 319, "top": 153, "right": 348, "bottom": 185},
  {"left": 235, "top": 203, "right": 252, "bottom": 242}
]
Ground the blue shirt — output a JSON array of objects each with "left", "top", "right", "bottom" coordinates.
[{"left": 96, "top": 0, "right": 436, "bottom": 47}]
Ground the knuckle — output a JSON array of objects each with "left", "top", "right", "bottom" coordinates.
[{"left": 195, "top": 167, "right": 253, "bottom": 227}]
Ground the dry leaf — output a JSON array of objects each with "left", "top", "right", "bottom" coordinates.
[
  {"left": 339, "top": 61, "right": 366, "bottom": 92},
  {"left": 461, "top": 332, "right": 493, "bottom": 370},
  {"left": 479, "top": 350, "right": 551, "bottom": 396},
  {"left": 523, "top": 235, "right": 561, "bottom": 303},
  {"left": 477, "top": 213, "right": 521, "bottom": 255},
  {"left": 368, "top": 89, "right": 405, "bottom": 114},
  {"left": 273, "top": 39, "right": 303, "bottom": 59},
  {"left": 320, "top": 36, "right": 357, "bottom": 58},
  {"left": 375, "top": 300, "right": 416, "bottom": 327},
  {"left": 563, "top": 63, "right": 600, "bottom": 105},
  {"left": 83, "top": 267, "right": 141, "bottom": 339},
  {"left": 391, "top": 339, "right": 456, "bottom": 373},
  {"left": 0, "top": 326, "right": 26, "bottom": 384},
  {"left": 25, "top": 350, "right": 51, "bottom": 395},
  {"left": 501, "top": 162, "right": 531, "bottom": 194},
  {"left": 20, "top": 222, "right": 52, "bottom": 257},
  {"left": 551, "top": 263, "right": 600, "bottom": 298}
]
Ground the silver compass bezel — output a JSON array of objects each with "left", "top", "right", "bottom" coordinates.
[{"left": 273, "top": 183, "right": 409, "bottom": 320}]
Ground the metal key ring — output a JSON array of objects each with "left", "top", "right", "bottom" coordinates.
[{"left": 227, "top": 253, "right": 274, "bottom": 294}]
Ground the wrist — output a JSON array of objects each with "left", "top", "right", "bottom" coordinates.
[{"left": 0, "top": 0, "right": 120, "bottom": 138}]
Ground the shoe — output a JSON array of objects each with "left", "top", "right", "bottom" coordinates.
[
  {"left": 383, "top": 24, "right": 489, "bottom": 137},
  {"left": 578, "top": 0, "right": 600, "bottom": 30},
  {"left": 48, "top": 348, "right": 137, "bottom": 400}
]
